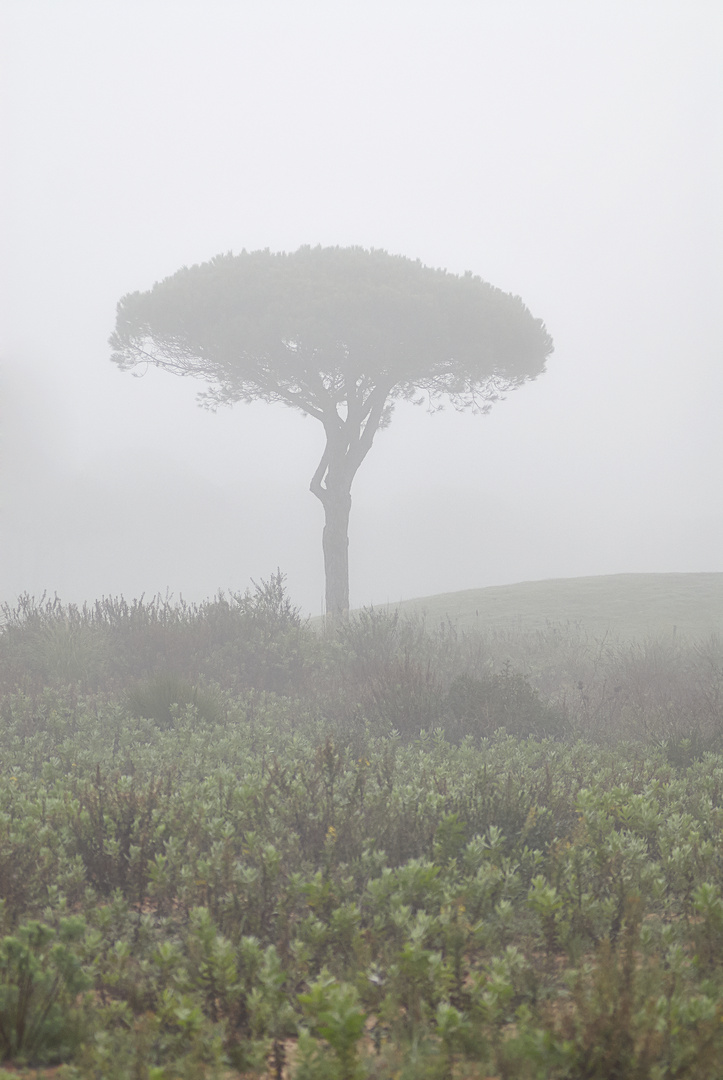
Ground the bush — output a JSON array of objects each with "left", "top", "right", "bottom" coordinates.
[
  {"left": 0, "top": 917, "right": 91, "bottom": 1065},
  {"left": 445, "top": 665, "right": 569, "bottom": 741},
  {"left": 0, "top": 572, "right": 316, "bottom": 701},
  {"left": 126, "top": 675, "right": 223, "bottom": 729}
]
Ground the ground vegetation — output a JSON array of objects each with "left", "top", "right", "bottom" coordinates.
[{"left": 0, "top": 576, "right": 722, "bottom": 1076}]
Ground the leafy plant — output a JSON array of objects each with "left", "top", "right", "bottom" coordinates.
[
  {"left": 446, "top": 665, "right": 568, "bottom": 740},
  {"left": 126, "top": 675, "right": 222, "bottom": 730},
  {"left": 0, "top": 917, "right": 91, "bottom": 1064},
  {"left": 297, "top": 971, "right": 366, "bottom": 1080}
]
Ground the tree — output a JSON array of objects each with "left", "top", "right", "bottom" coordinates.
[{"left": 110, "top": 246, "right": 553, "bottom": 620}]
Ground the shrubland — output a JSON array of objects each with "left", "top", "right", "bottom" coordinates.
[{"left": 0, "top": 575, "right": 722, "bottom": 1078}]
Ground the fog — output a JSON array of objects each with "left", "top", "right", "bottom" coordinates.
[{"left": 2, "top": 1, "right": 721, "bottom": 616}]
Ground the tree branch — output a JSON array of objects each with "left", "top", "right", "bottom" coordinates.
[
  {"left": 309, "top": 446, "right": 330, "bottom": 505},
  {"left": 346, "top": 382, "right": 391, "bottom": 475}
]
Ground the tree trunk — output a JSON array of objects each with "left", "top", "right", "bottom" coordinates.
[
  {"left": 309, "top": 387, "right": 390, "bottom": 623},
  {"left": 321, "top": 485, "right": 352, "bottom": 622}
]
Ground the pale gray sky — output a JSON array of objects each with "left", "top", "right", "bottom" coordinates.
[{"left": 2, "top": 0, "right": 721, "bottom": 614}]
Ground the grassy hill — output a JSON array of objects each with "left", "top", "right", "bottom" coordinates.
[{"left": 380, "top": 572, "right": 722, "bottom": 640}]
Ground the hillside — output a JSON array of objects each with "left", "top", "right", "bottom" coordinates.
[{"left": 383, "top": 572, "right": 722, "bottom": 640}]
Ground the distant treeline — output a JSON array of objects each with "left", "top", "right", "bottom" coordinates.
[{"left": 1, "top": 571, "right": 721, "bottom": 753}]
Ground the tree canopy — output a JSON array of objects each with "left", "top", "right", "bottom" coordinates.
[{"left": 110, "top": 246, "right": 553, "bottom": 618}]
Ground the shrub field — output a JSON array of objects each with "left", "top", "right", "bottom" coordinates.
[{"left": 1, "top": 575, "right": 722, "bottom": 1078}]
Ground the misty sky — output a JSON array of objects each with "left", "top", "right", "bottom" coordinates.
[{"left": 1, "top": 1, "right": 721, "bottom": 616}]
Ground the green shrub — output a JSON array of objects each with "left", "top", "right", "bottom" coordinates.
[
  {"left": 446, "top": 665, "right": 568, "bottom": 740},
  {"left": 126, "top": 675, "right": 222, "bottom": 729},
  {"left": 0, "top": 917, "right": 91, "bottom": 1065},
  {"left": 297, "top": 971, "right": 366, "bottom": 1080}
]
